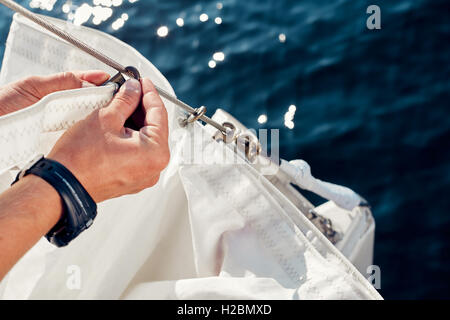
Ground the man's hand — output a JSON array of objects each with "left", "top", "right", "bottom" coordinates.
[
  {"left": 0, "top": 70, "right": 109, "bottom": 116},
  {"left": 48, "top": 78, "right": 170, "bottom": 203},
  {"left": 0, "top": 70, "right": 170, "bottom": 203},
  {"left": 0, "top": 74, "right": 170, "bottom": 279}
]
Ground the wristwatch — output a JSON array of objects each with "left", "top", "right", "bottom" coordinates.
[{"left": 12, "top": 154, "right": 97, "bottom": 247}]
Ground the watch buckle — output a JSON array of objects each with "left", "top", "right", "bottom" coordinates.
[{"left": 17, "top": 154, "right": 45, "bottom": 181}]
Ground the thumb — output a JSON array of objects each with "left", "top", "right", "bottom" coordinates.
[{"left": 105, "top": 79, "right": 142, "bottom": 129}]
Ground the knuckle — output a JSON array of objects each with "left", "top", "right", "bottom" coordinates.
[
  {"left": 162, "top": 149, "right": 171, "bottom": 168},
  {"left": 58, "top": 71, "right": 82, "bottom": 88},
  {"left": 20, "top": 76, "right": 40, "bottom": 89},
  {"left": 58, "top": 71, "right": 80, "bottom": 87},
  {"left": 61, "top": 71, "right": 77, "bottom": 82},
  {"left": 149, "top": 174, "right": 161, "bottom": 186},
  {"left": 23, "top": 75, "right": 40, "bottom": 85},
  {"left": 142, "top": 174, "right": 160, "bottom": 189},
  {"left": 154, "top": 146, "right": 171, "bottom": 170},
  {"left": 18, "top": 76, "right": 41, "bottom": 96}
]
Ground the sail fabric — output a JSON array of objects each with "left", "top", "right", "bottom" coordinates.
[
  {"left": 0, "top": 85, "right": 115, "bottom": 174},
  {"left": 0, "top": 14, "right": 382, "bottom": 300}
]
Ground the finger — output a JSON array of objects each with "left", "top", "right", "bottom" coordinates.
[
  {"left": 104, "top": 79, "right": 142, "bottom": 130},
  {"left": 31, "top": 71, "right": 110, "bottom": 97},
  {"left": 140, "top": 78, "right": 168, "bottom": 138},
  {"left": 75, "top": 70, "right": 110, "bottom": 86},
  {"left": 40, "top": 70, "right": 109, "bottom": 95}
]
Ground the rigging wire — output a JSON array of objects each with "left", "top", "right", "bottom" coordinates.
[{"left": 0, "top": 0, "right": 228, "bottom": 134}]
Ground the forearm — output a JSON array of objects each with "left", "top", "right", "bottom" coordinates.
[{"left": 0, "top": 175, "right": 63, "bottom": 280}]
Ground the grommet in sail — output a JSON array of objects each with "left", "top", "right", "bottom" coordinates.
[{"left": 124, "top": 66, "right": 141, "bottom": 80}]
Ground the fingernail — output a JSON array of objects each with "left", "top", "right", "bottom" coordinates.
[{"left": 122, "top": 79, "right": 141, "bottom": 94}]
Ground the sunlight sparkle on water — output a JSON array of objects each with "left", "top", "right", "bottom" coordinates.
[
  {"left": 258, "top": 114, "right": 268, "bottom": 124},
  {"left": 176, "top": 18, "right": 184, "bottom": 27},
  {"left": 214, "top": 17, "right": 222, "bottom": 25},
  {"left": 92, "top": 0, "right": 122, "bottom": 6},
  {"left": 213, "top": 52, "right": 225, "bottom": 62},
  {"left": 62, "top": 3, "right": 70, "bottom": 13},
  {"left": 157, "top": 26, "right": 169, "bottom": 37},
  {"left": 112, "top": 18, "right": 125, "bottom": 30},
  {"left": 285, "top": 121, "right": 294, "bottom": 129},
  {"left": 208, "top": 60, "right": 217, "bottom": 68},
  {"left": 199, "top": 13, "right": 209, "bottom": 22},
  {"left": 62, "top": 1, "right": 113, "bottom": 26},
  {"left": 284, "top": 105, "right": 296, "bottom": 129},
  {"left": 72, "top": 3, "right": 92, "bottom": 26},
  {"left": 29, "top": 0, "right": 57, "bottom": 11}
]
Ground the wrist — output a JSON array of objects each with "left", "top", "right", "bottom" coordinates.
[
  {"left": 12, "top": 156, "right": 98, "bottom": 247},
  {"left": 10, "top": 174, "right": 64, "bottom": 235},
  {"left": 47, "top": 152, "right": 101, "bottom": 203}
]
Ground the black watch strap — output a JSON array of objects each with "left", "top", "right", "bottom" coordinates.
[{"left": 12, "top": 155, "right": 97, "bottom": 247}]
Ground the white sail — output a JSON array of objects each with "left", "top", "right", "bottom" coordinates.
[{"left": 0, "top": 14, "right": 382, "bottom": 300}]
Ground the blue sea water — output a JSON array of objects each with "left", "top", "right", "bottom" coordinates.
[{"left": 0, "top": 0, "right": 449, "bottom": 299}]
